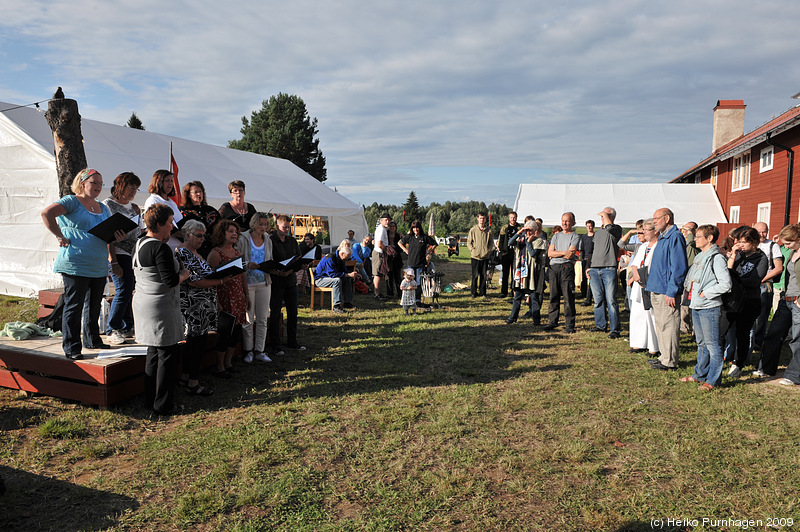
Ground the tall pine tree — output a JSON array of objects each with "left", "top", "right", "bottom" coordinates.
[
  {"left": 228, "top": 93, "right": 327, "bottom": 182},
  {"left": 403, "top": 191, "right": 421, "bottom": 223}
]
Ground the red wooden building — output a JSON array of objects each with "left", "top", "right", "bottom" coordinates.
[{"left": 673, "top": 100, "right": 800, "bottom": 235}]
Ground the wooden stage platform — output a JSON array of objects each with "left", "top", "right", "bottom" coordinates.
[{"left": 0, "top": 336, "right": 147, "bottom": 407}]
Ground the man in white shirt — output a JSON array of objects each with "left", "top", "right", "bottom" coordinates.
[{"left": 371, "top": 213, "right": 392, "bottom": 301}]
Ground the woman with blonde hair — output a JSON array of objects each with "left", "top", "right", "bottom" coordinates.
[
  {"left": 41, "top": 169, "right": 124, "bottom": 359},
  {"left": 757, "top": 224, "right": 800, "bottom": 380},
  {"left": 237, "top": 212, "right": 273, "bottom": 364}
]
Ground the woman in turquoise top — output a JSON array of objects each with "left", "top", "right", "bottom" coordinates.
[{"left": 42, "top": 169, "right": 123, "bottom": 359}]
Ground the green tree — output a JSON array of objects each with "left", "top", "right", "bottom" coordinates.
[
  {"left": 229, "top": 93, "right": 327, "bottom": 182},
  {"left": 403, "top": 191, "right": 422, "bottom": 224},
  {"left": 126, "top": 112, "right": 145, "bottom": 130}
]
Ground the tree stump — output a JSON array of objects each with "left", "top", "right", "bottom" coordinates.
[{"left": 44, "top": 95, "right": 87, "bottom": 198}]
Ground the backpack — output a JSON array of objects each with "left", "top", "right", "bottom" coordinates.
[
  {"left": 707, "top": 252, "right": 743, "bottom": 313},
  {"left": 721, "top": 268, "right": 744, "bottom": 313}
]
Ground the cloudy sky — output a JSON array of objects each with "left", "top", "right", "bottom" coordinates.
[{"left": 2, "top": 0, "right": 799, "bottom": 207}]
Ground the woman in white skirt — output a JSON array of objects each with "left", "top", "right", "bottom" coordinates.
[{"left": 625, "top": 219, "right": 660, "bottom": 357}]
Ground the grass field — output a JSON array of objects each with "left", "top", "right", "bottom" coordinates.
[{"left": 1, "top": 256, "right": 799, "bottom": 531}]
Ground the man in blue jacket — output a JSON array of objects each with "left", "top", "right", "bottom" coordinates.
[
  {"left": 315, "top": 241, "right": 359, "bottom": 313},
  {"left": 645, "top": 207, "right": 688, "bottom": 370}
]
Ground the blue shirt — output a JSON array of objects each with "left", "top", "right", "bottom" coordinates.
[
  {"left": 352, "top": 243, "right": 371, "bottom": 264},
  {"left": 53, "top": 195, "right": 111, "bottom": 278},
  {"left": 646, "top": 224, "right": 688, "bottom": 298}
]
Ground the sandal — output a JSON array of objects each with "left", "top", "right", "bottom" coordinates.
[
  {"left": 680, "top": 376, "right": 700, "bottom": 383},
  {"left": 178, "top": 376, "right": 190, "bottom": 390},
  {"left": 698, "top": 382, "right": 715, "bottom": 391},
  {"left": 186, "top": 383, "right": 213, "bottom": 396}
]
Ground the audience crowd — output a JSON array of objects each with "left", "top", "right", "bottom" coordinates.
[{"left": 40, "top": 169, "right": 800, "bottom": 414}]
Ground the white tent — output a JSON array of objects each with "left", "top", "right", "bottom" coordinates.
[
  {"left": 513, "top": 183, "right": 728, "bottom": 227},
  {"left": 0, "top": 101, "right": 368, "bottom": 297}
]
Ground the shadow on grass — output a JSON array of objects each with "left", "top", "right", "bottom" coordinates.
[
  {"left": 220, "top": 292, "right": 576, "bottom": 405},
  {"left": 0, "top": 464, "right": 138, "bottom": 531},
  {"left": 0, "top": 405, "right": 47, "bottom": 430}
]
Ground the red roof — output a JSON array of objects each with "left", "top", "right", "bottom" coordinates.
[{"left": 673, "top": 104, "right": 800, "bottom": 182}]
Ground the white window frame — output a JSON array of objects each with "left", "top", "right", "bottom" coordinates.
[
  {"left": 732, "top": 152, "right": 751, "bottom": 191},
  {"left": 710, "top": 166, "right": 718, "bottom": 190},
  {"left": 757, "top": 202, "right": 771, "bottom": 224},
  {"left": 760, "top": 146, "right": 774, "bottom": 173},
  {"left": 730, "top": 206, "right": 740, "bottom": 224}
]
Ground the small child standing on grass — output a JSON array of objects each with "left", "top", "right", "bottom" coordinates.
[{"left": 400, "top": 268, "right": 418, "bottom": 315}]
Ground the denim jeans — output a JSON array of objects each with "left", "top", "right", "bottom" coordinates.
[
  {"left": 692, "top": 306, "right": 724, "bottom": 386},
  {"left": 314, "top": 276, "right": 353, "bottom": 306},
  {"left": 508, "top": 289, "right": 542, "bottom": 323},
  {"left": 782, "top": 303, "right": 800, "bottom": 384},
  {"left": 355, "top": 263, "right": 370, "bottom": 284},
  {"left": 106, "top": 254, "right": 134, "bottom": 334},
  {"left": 61, "top": 273, "right": 106, "bottom": 355},
  {"left": 589, "top": 267, "right": 620, "bottom": 332}
]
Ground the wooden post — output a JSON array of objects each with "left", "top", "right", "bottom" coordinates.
[{"left": 44, "top": 89, "right": 87, "bottom": 198}]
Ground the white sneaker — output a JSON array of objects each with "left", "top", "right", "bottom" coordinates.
[
  {"left": 254, "top": 352, "right": 272, "bottom": 363},
  {"left": 752, "top": 369, "right": 767, "bottom": 378},
  {"left": 107, "top": 330, "right": 126, "bottom": 345},
  {"left": 243, "top": 351, "right": 254, "bottom": 364},
  {"left": 727, "top": 364, "right": 742, "bottom": 378},
  {"left": 778, "top": 378, "right": 796, "bottom": 386},
  {"left": 121, "top": 328, "right": 135, "bottom": 338}
]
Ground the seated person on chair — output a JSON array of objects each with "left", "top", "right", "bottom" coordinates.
[
  {"left": 315, "top": 240, "right": 360, "bottom": 313},
  {"left": 352, "top": 234, "right": 373, "bottom": 282}
]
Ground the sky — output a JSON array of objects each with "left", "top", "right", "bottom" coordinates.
[{"left": 2, "top": 0, "right": 800, "bottom": 208}]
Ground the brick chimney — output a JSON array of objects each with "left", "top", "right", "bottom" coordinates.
[{"left": 712, "top": 100, "right": 746, "bottom": 152}]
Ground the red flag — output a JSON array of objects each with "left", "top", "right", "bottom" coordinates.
[
  {"left": 168, "top": 146, "right": 181, "bottom": 204},
  {"left": 489, "top": 214, "right": 492, "bottom": 227}
]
